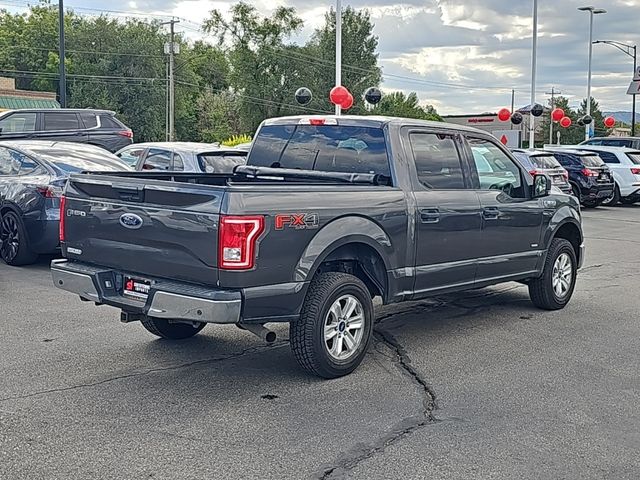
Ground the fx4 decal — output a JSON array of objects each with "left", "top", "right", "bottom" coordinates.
[{"left": 275, "top": 213, "right": 319, "bottom": 230}]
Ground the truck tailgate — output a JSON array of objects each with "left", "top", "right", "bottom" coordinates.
[{"left": 62, "top": 174, "right": 224, "bottom": 286}]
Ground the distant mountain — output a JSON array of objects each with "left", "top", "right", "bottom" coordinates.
[{"left": 604, "top": 111, "right": 640, "bottom": 125}]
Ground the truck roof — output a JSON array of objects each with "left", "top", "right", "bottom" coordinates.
[{"left": 262, "top": 115, "right": 491, "bottom": 135}]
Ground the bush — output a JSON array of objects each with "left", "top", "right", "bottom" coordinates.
[{"left": 221, "top": 134, "right": 252, "bottom": 147}]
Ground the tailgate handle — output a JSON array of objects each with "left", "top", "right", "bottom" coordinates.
[{"left": 113, "top": 183, "right": 145, "bottom": 202}]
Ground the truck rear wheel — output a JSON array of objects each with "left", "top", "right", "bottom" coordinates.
[
  {"left": 528, "top": 238, "right": 577, "bottom": 310},
  {"left": 290, "top": 273, "right": 373, "bottom": 379},
  {"left": 140, "top": 317, "right": 206, "bottom": 340}
]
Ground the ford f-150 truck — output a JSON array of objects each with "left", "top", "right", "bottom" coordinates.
[{"left": 51, "top": 115, "right": 584, "bottom": 378}]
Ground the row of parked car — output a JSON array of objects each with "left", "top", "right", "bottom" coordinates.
[{"left": 0, "top": 107, "right": 639, "bottom": 267}]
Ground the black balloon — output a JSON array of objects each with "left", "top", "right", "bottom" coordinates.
[
  {"left": 582, "top": 115, "right": 593, "bottom": 125},
  {"left": 364, "top": 87, "right": 382, "bottom": 105},
  {"left": 295, "top": 87, "right": 312, "bottom": 105},
  {"left": 577, "top": 118, "right": 585, "bottom": 127},
  {"left": 531, "top": 103, "right": 544, "bottom": 117},
  {"left": 511, "top": 112, "right": 523, "bottom": 125}
]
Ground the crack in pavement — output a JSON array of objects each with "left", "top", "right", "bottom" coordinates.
[
  {"left": 0, "top": 341, "right": 289, "bottom": 403},
  {"left": 315, "top": 325, "right": 438, "bottom": 480}
]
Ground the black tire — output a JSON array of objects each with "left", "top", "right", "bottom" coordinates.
[
  {"left": 290, "top": 272, "right": 374, "bottom": 379},
  {"left": 571, "top": 184, "right": 581, "bottom": 202},
  {"left": 529, "top": 238, "right": 577, "bottom": 311},
  {"left": 140, "top": 317, "right": 206, "bottom": 339},
  {"left": 0, "top": 210, "right": 38, "bottom": 266},
  {"left": 621, "top": 197, "right": 638, "bottom": 205},
  {"left": 601, "top": 185, "right": 620, "bottom": 207}
]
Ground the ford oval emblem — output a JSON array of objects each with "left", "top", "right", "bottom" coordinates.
[{"left": 119, "top": 213, "right": 143, "bottom": 229}]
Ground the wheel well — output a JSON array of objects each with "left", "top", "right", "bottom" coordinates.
[
  {"left": 554, "top": 223, "right": 582, "bottom": 264},
  {"left": 315, "top": 243, "right": 388, "bottom": 301}
]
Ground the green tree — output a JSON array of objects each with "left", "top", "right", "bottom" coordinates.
[
  {"left": 577, "top": 96, "right": 611, "bottom": 137},
  {"left": 371, "top": 91, "right": 442, "bottom": 120},
  {"left": 540, "top": 96, "right": 584, "bottom": 145},
  {"left": 305, "top": 7, "right": 382, "bottom": 114},
  {"left": 195, "top": 90, "right": 247, "bottom": 143}
]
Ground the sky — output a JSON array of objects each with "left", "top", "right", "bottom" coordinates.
[{"left": 9, "top": 0, "right": 640, "bottom": 115}]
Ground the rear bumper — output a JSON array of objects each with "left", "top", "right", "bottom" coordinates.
[{"left": 51, "top": 260, "right": 241, "bottom": 324}]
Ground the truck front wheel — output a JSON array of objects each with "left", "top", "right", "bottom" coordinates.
[
  {"left": 140, "top": 317, "right": 206, "bottom": 340},
  {"left": 290, "top": 272, "right": 374, "bottom": 379},
  {"left": 528, "top": 238, "right": 577, "bottom": 310}
]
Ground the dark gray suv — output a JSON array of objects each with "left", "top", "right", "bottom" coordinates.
[{"left": 0, "top": 109, "right": 133, "bottom": 153}]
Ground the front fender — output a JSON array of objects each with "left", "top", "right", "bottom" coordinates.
[{"left": 294, "top": 215, "right": 394, "bottom": 283}]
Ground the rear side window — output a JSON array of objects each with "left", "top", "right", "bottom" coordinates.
[
  {"left": 601, "top": 139, "right": 632, "bottom": 147},
  {"left": 79, "top": 112, "right": 98, "bottom": 129},
  {"left": 512, "top": 152, "right": 534, "bottom": 170},
  {"left": 43, "top": 112, "right": 80, "bottom": 131},
  {"left": 582, "top": 155, "right": 604, "bottom": 167},
  {"left": 409, "top": 132, "right": 465, "bottom": 189},
  {"left": 0, "top": 147, "right": 19, "bottom": 175},
  {"left": 99, "top": 115, "right": 122, "bottom": 129},
  {"left": 529, "top": 155, "right": 561, "bottom": 169},
  {"left": 117, "top": 147, "right": 145, "bottom": 167},
  {"left": 596, "top": 151, "right": 619, "bottom": 164},
  {"left": 172, "top": 153, "right": 184, "bottom": 171},
  {"left": 626, "top": 153, "right": 640, "bottom": 165},
  {"left": 553, "top": 154, "right": 572, "bottom": 167},
  {"left": 249, "top": 124, "right": 391, "bottom": 177},
  {"left": 0, "top": 112, "right": 37, "bottom": 133},
  {"left": 142, "top": 149, "right": 172, "bottom": 171},
  {"left": 10, "top": 150, "right": 40, "bottom": 175},
  {"left": 198, "top": 152, "right": 246, "bottom": 173}
]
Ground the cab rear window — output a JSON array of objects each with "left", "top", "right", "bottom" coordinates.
[{"left": 248, "top": 124, "right": 391, "bottom": 177}]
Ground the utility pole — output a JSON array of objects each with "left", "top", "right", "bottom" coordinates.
[
  {"left": 546, "top": 87, "right": 562, "bottom": 145},
  {"left": 335, "top": 0, "right": 342, "bottom": 116},
  {"left": 58, "top": 0, "right": 66, "bottom": 108},
  {"left": 510, "top": 89, "right": 515, "bottom": 130},
  {"left": 162, "top": 19, "right": 179, "bottom": 141}
]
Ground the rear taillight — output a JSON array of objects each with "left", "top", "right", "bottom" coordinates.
[
  {"left": 59, "top": 195, "right": 66, "bottom": 242},
  {"left": 36, "top": 185, "right": 62, "bottom": 198},
  {"left": 118, "top": 130, "right": 133, "bottom": 139},
  {"left": 631, "top": 168, "right": 640, "bottom": 175},
  {"left": 562, "top": 170, "right": 569, "bottom": 180},
  {"left": 218, "top": 216, "right": 264, "bottom": 270},
  {"left": 581, "top": 168, "right": 599, "bottom": 177},
  {"left": 529, "top": 169, "right": 544, "bottom": 176}
]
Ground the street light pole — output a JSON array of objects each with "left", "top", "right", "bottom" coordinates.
[
  {"left": 578, "top": 6, "right": 607, "bottom": 141},
  {"left": 58, "top": 0, "right": 66, "bottom": 108},
  {"left": 593, "top": 40, "right": 637, "bottom": 136},
  {"left": 530, "top": 0, "right": 538, "bottom": 148},
  {"left": 335, "top": 0, "right": 342, "bottom": 116}
]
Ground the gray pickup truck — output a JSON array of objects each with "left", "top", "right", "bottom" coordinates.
[{"left": 52, "top": 115, "right": 584, "bottom": 378}]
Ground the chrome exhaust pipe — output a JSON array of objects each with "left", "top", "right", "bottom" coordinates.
[{"left": 240, "top": 324, "right": 277, "bottom": 343}]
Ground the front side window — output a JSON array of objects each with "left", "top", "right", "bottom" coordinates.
[
  {"left": 249, "top": 124, "right": 391, "bottom": 178},
  {"left": 142, "top": 149, "right": 172, "bottom": 171},
  {"left": 468, "top": 138, "right": 525, "bottom": 198},
  {"left": 0, "top": 112, "right": 37, "bottom": 134},
  {"left": 117, "top": 147, "right": 145, "bottom": 167},
  {"left": 43, "top": 112, "right": 80, "bottom": 131},
  {"left": 409, "top": 132, "right": 466, "bottom": 189}
]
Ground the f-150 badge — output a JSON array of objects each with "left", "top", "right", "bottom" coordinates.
[{"left": 275, "top": 213, "right": 319, "bottom": 230}]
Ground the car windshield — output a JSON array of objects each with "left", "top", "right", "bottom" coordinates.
[
  {"left": 248, "top": 124, "right": 391, "bottom": 177},
  {"left": 198, "top": 151, "right": 247, "bottom": 173},
  {"left": 530, "top": 154, "right": 561, "bottom": 169},
  {"left": 626, "top": 152, "right": 640, "bottom": 165},
  {"left": 25, "top": 144, "right": 130, "bottom": 172},
  {"left": 581, "top": 154, "right": 604, "bottom": 167}
]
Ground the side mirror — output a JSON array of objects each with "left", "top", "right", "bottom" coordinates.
[{"left": 532, "top": 174, "right": 552, "bottom": 198}]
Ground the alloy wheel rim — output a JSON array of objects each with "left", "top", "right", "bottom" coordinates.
[
  {"left": 324, "top": 294, "right": 366, "bottom": 361},
  {"left": 552, "top": 253, "right": 573, "bottom": 298},
  {"left": 0, "top": 215, "right": 19, "bottom": 261}
]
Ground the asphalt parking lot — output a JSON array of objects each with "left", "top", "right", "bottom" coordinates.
[{"left": 1, "top": 206, "right": 639, "bottom": 480}]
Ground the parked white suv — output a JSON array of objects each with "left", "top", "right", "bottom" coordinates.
[{"left": 568, "top": 146, "right": 640, "bottom": 206}]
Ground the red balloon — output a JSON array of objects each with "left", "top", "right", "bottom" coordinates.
[
  {"left": 341, "top": 92, "right": 354, "bottom": 110},
  {"left": 552, "top": 108, "right": 565, "bottom": 122},
  {"left": 560, "top": 116, "right": 572, "bottom": 128},
  {"left": 498, "top": 108, "right": 511, "bottom": 122},
  {"left": 604, "top": 116, "right": 616, "bottom": 128},
  {"left": 330, "top": 86, "right": 350, "bottom": 106}
]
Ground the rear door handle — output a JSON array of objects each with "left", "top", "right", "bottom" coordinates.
[
  {"left": 482, "top": 206, "right": 500, "bottom": 220},
  {"left": 420, "top": 208, "right": 440, "bottom": 223}
]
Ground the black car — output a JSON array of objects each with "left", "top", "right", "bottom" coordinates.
[
  {"left": 0, "top": 109, "right": 133, "bottom": 153},
  {"left": 0, "top": 141, "right": 130, "bottom": 265},
  {"left": 544, "top": 148, "right": 614, "bottom": 207},
  {"left": 512, "top": 149, "right": 572, "bottom": 194},
  {"left": 580, "top": 136, "right": 640, "bottom": 150}
]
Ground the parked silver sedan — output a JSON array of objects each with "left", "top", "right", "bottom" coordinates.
[{"left": 115, "top": 142, "right": 247, "bottom": 173}]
